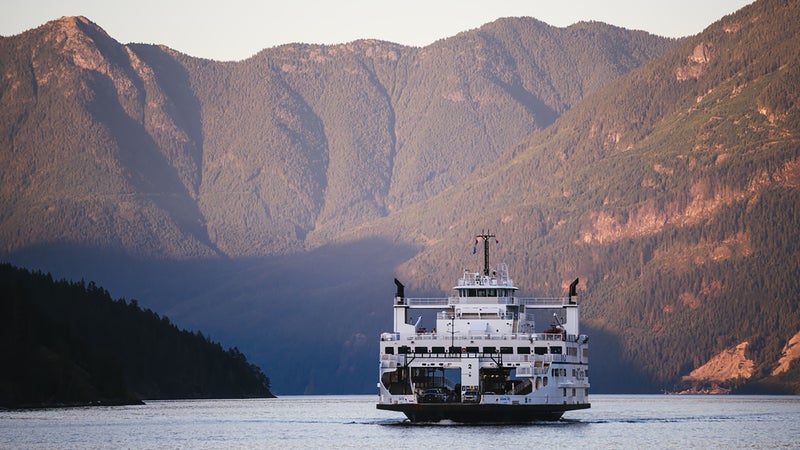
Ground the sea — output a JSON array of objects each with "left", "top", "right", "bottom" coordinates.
[{"left": 1, "top": 395, "right": 799, "bottom": 449}]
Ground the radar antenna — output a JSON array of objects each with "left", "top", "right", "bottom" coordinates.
[{"left": 476, "top": 231, "right": 496, "bottom": 276}]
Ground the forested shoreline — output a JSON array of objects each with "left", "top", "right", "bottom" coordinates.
[{"left": 0, "top": 263, "right": 273, "bottom": 408}]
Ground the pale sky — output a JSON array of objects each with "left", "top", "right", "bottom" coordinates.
[{"left": 2, "top": 0, "right": 754, "bottom": 61}]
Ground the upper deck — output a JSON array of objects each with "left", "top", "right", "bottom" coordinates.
[
  {"left": 399, "top": 296, "right": 577, "bottom": 309},
  {"left": 390, "top": 232, "right": 582, "bottom": 338},
  {"left": 456, "top": 264, "right": 516, "bottom": 289}
]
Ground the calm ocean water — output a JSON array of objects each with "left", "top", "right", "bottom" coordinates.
[{"left": 1, "top": 395, "right": 799, "bottom": 449}]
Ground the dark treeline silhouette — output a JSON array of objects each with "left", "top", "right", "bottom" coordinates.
[{"left": 0, "top": 263, "right": 273, "bottom": 408}]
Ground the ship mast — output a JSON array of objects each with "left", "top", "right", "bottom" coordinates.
[{"left": 476, "top": 231, "right": 496, "bottom": 276}]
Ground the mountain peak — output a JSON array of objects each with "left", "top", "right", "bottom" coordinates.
[
  {"left": 53, "top": 15, "right": 92, "bottom": 26},
  {"left": 47, "top": 15, "right": 106, "bottom": 38},
  {"left": 36, "top": 15, "right": 128, "bottom": 78}
]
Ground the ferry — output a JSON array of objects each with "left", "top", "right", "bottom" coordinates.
[{"left": 376, "top": 232, "right": 590, "bottom": 422}]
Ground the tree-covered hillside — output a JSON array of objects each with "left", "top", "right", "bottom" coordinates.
[
  {"left": 0, "top": 263, "right": 273, "bottom": 407},
  {"left": 0, "top": 15, "right": 677, "bottom": 258},
  {"left": 347, "top": 0, "right": 800, "bottom": 393}
]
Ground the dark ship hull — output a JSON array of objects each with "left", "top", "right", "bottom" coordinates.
[{"left": 377, "top": 402, "right": 590, "bottom": 423}]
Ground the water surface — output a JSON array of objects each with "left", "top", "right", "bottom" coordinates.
[{"left": 2, "top": 395, "right": 798, "bottom": 448}]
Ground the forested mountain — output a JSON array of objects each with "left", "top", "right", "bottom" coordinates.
[
  {"left": 1, "top": 0, "right": 798, "bottom": 395},
  {"left": 0, "top": 15, "right": 676, "bottom": 258},
  {"left": 351, "top": 0, "right": 800, "bottom": 393},
  {"left": 0, "top": 263, "right": 273, "bottom": 407}
]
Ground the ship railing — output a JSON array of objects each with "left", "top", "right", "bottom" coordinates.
[
  {"left": 392, "top": 352, "right": 559, "bottom": 366},
  {"left": 381, "top": 332, "right": 400, "bottom": 341},
  {"left": 436, "top": 311, "right": 518, "bottom": 321},
  {"left": 405, "top": 297, "right": 450, "bottom": 307},
  {"left": 496, "top": 296, "right": 516, "bottom": 305},
  {"left": 394, "top": 331, "right": 572, "bottom": 342},
  {"left": 407, "top": 331, "right": 532, "bottom": 340},
  {"left": 518, "top": 297, "right": 577, "bottom": 308},
  {"left": 447, "top": 296, "right": 517, "bottom": 305},
  {"left": 457, "top": 272, "right": 515, "bottom": 287},
  {"left": 404, "top": 297, "right": 571, "bottom": 307},
  {"left": 457, "top": 332, "right": 569, "bottom": 342},
  {"left": 514, "top": 366, "right": 550, "bottom": 377}
]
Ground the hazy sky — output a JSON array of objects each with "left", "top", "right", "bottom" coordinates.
[{"left": 2, "top": 0, "right": 754, "bottom": 61}]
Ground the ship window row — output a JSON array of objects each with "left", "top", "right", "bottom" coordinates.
[
  {"left": 385, "top": 345, "right": 565, "bottom": 355},
  {"left": 563, "top": 387, "right": 590, "bottom": 397},
  {"left": 551, "top": 368, "right": 589, "bottom": 377},
  {"left": 458, "top": 289, "right": 513, "bottom": 297}
]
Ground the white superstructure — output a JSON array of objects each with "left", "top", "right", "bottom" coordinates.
[{"left": 377, "top": 233, "right": 590, "bottom": 422}]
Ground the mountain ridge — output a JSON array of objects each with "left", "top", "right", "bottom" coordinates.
[{"left": 0, "top": 14, "right": 678, "bottom": 258}]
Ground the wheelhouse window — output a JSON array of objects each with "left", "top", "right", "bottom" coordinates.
[
  {"left": 398, "top": 346, "right": 410, "bottom": 354},
  {"left": 483, "top": 346, "right": 496, "bottom": 353},
  {"left": 500, "top": 346, "right": 513, "bottom": 354},
  {"left": 414, "top": 346, "right": 428, "bottom": 353},
  {"left": 432, "top": 346, "right": 445, "bottom": 354},
  {"left": 385, "top": 347, "right": 394, "bottom": 355},
  {"left": 534, "top": 347, "right": 547, "bottom": 355},
  {"left": 517, "top": 347, "right": 531, "bottom": 354}
]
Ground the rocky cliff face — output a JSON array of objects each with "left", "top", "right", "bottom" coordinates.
[
  {"left": 681, "top": 342, "right": 754, "bottom": 393},
  {"left": 772, "top": 332, "right": 800, "bottom": 376},
  {"left": 679, "top": 333, "right": 800, "bottom": 395}
]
